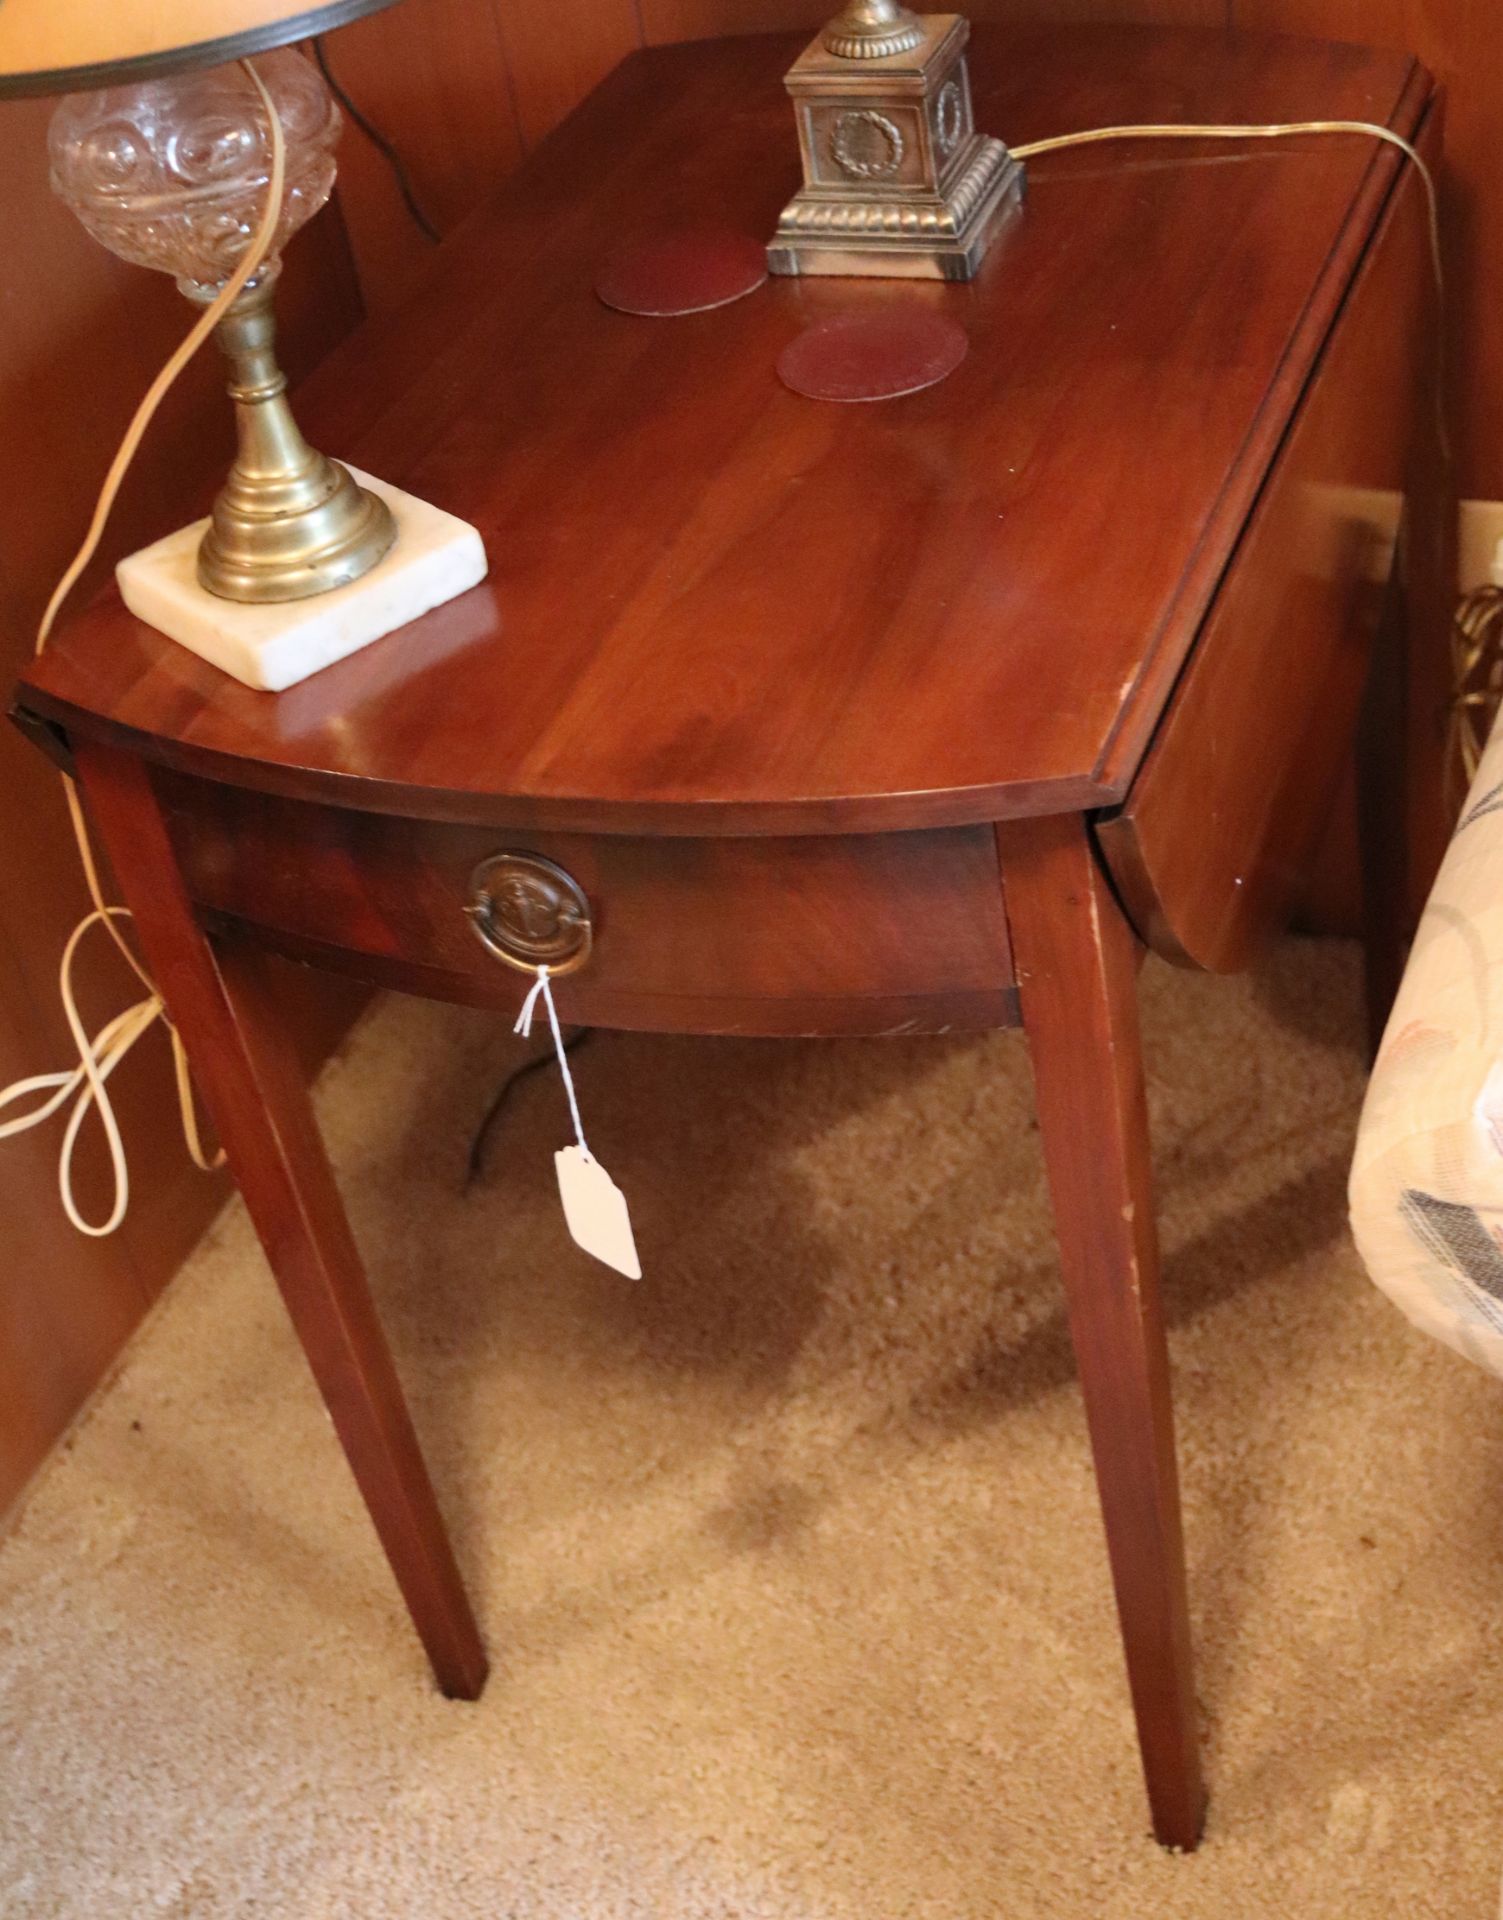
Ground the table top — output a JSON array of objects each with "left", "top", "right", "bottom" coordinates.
[{"left": 18, "top": 25, "right": 1427, "bottom": 837}]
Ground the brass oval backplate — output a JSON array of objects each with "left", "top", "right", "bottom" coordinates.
[{"left": 466, "top": 852, "right": 593, "bottom": 976}]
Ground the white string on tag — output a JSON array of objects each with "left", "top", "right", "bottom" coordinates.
[
  {"left": 513, "top": 966, "right": 591, "bottom": 1162},
  {"left": 512, "top": 966, "right": 641, "bottom": 1279}
]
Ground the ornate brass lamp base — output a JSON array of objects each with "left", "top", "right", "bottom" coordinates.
[
  {"left": 767, "top": 10, "right": 1024, "bottom": 282},
  {"left": 193, "top": 267, "right": 396, "bottom": 603}
]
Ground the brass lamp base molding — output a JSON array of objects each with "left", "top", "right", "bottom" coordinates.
[
  {"left": 769, "top": 135, "right": 1023, "bottom": 280},
  {"left": 822, "top": 1, "right": 926, "bottom": 59},
  {"left": 117, "top": 468, "right": 488, "bottom": 692},
  {"left": 768, "top": 11, "right": 1024, "bottom": 282},
  {"left": 198, "top": 450, "right": 397, "bottom": 604}
]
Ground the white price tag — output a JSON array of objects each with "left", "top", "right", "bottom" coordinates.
[
  {"left": 555, "top": 1145, "right": 641, "bottom": 1280},
  {"left": 514, "top": 965, "right": 642, "bottom": 1282}
]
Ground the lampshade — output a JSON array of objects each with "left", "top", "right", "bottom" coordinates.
[{"left": 0, "top": 0, "right": 404, "bottom": 99}]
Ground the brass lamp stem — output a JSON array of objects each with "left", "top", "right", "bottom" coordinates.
[
  {"left": 823, "top": 1, "right": 925, "bottom": 59},
  {"left": 194, "top": 266, "right": 395, "bottom": 603}
]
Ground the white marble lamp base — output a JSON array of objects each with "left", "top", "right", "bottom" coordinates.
[{"left": 116, "top": 468, "right": 488, "bottom": 693}]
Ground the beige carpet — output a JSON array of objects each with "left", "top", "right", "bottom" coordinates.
[{"left": 3, "top": 940, "right": 1502, "bottom": 1917}]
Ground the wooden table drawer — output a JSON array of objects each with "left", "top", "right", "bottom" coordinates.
[{"left": 156, "top": 774, "right": 1018, "bottom": 1036}]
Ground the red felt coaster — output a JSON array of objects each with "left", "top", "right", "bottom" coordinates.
[
  {"left": 777, "top": 310, "right": 969, "bottom": 403},
  {"left": 596, "top": 226, "right": 768, "bottom": 317}
]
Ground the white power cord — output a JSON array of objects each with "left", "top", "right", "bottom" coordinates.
[
  {"left": 0, "top": 104, "right": 1444, "bottom": 1238},
  {"left": 1011, "top": 118, "right": 1446, "bottom": 456},
  {"left": 0, "top": 59, "right": 287, "bottom": 1236},
  {"left": 1010, "top": 119, "right": 1440, "bottom": 290}
]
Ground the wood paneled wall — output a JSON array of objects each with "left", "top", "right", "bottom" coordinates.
[
  {"left": 2, "top": 0, "right": 1494, "bottom": 1513},
  {"left": 0, "top": 107, "right": 365, "bottom": 1516}
]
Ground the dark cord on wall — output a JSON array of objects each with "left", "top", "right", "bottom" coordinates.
[{"left": 312, "top": 36, "right": 443, "bottom": 245}]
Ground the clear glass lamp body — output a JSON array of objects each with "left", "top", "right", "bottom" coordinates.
[
  {"left": 48, "top": 48, "right": 337, "bottom": 294},
  {"left": 46, "top": 49, "right": 395, "bottom": 604}
]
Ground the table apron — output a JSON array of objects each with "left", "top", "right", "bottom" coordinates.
[{"left": 155, "top": 770, "right": 1020, "bottom": 1038}]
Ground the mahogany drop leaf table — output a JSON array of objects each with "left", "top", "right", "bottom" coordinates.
[{"left": 13, "top": 26, "right": 1445, "bottom": 1850}]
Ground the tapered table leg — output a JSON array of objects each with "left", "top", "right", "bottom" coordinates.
[
  {"left": 999, "top": 814, "right": 1205, "bottom": 1851},
  {"left": 73, "top": 741, "right": 488, "bottom": 1701}
]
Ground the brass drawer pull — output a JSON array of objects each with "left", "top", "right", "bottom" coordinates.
[{"left": 466, "top": 852, "right": 593, "bottom": 976}]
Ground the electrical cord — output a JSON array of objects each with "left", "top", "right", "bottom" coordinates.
[
  {"left": 1015, "top": 118, "right": 1466, "bottom": 785},
  {"left": 311, "top": 36, "right": 441, "bottom": 244},
  {"left": 1010, "top": 119, "right": 1439, "bottom": 289},
  {"left": 0, "top": 58, "right": 289, "bottom": 1235},
  {"left": 1013, "top": 119, "right": 1444, "bottom": 437},
  {"left": 465, "top": 1029, "right": 593, "bottom": 1191}
]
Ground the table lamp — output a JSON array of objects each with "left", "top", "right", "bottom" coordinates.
[
  {"left": 767, "top": 3, "right": 1024, "bottom": 281},
  {"left": 0, "top": 1, "right": 487, "bottom": 691}
]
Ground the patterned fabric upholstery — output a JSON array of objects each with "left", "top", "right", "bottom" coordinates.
[{"left": 1351, "top": 711, "right": 1503, "bottom": 1378}]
